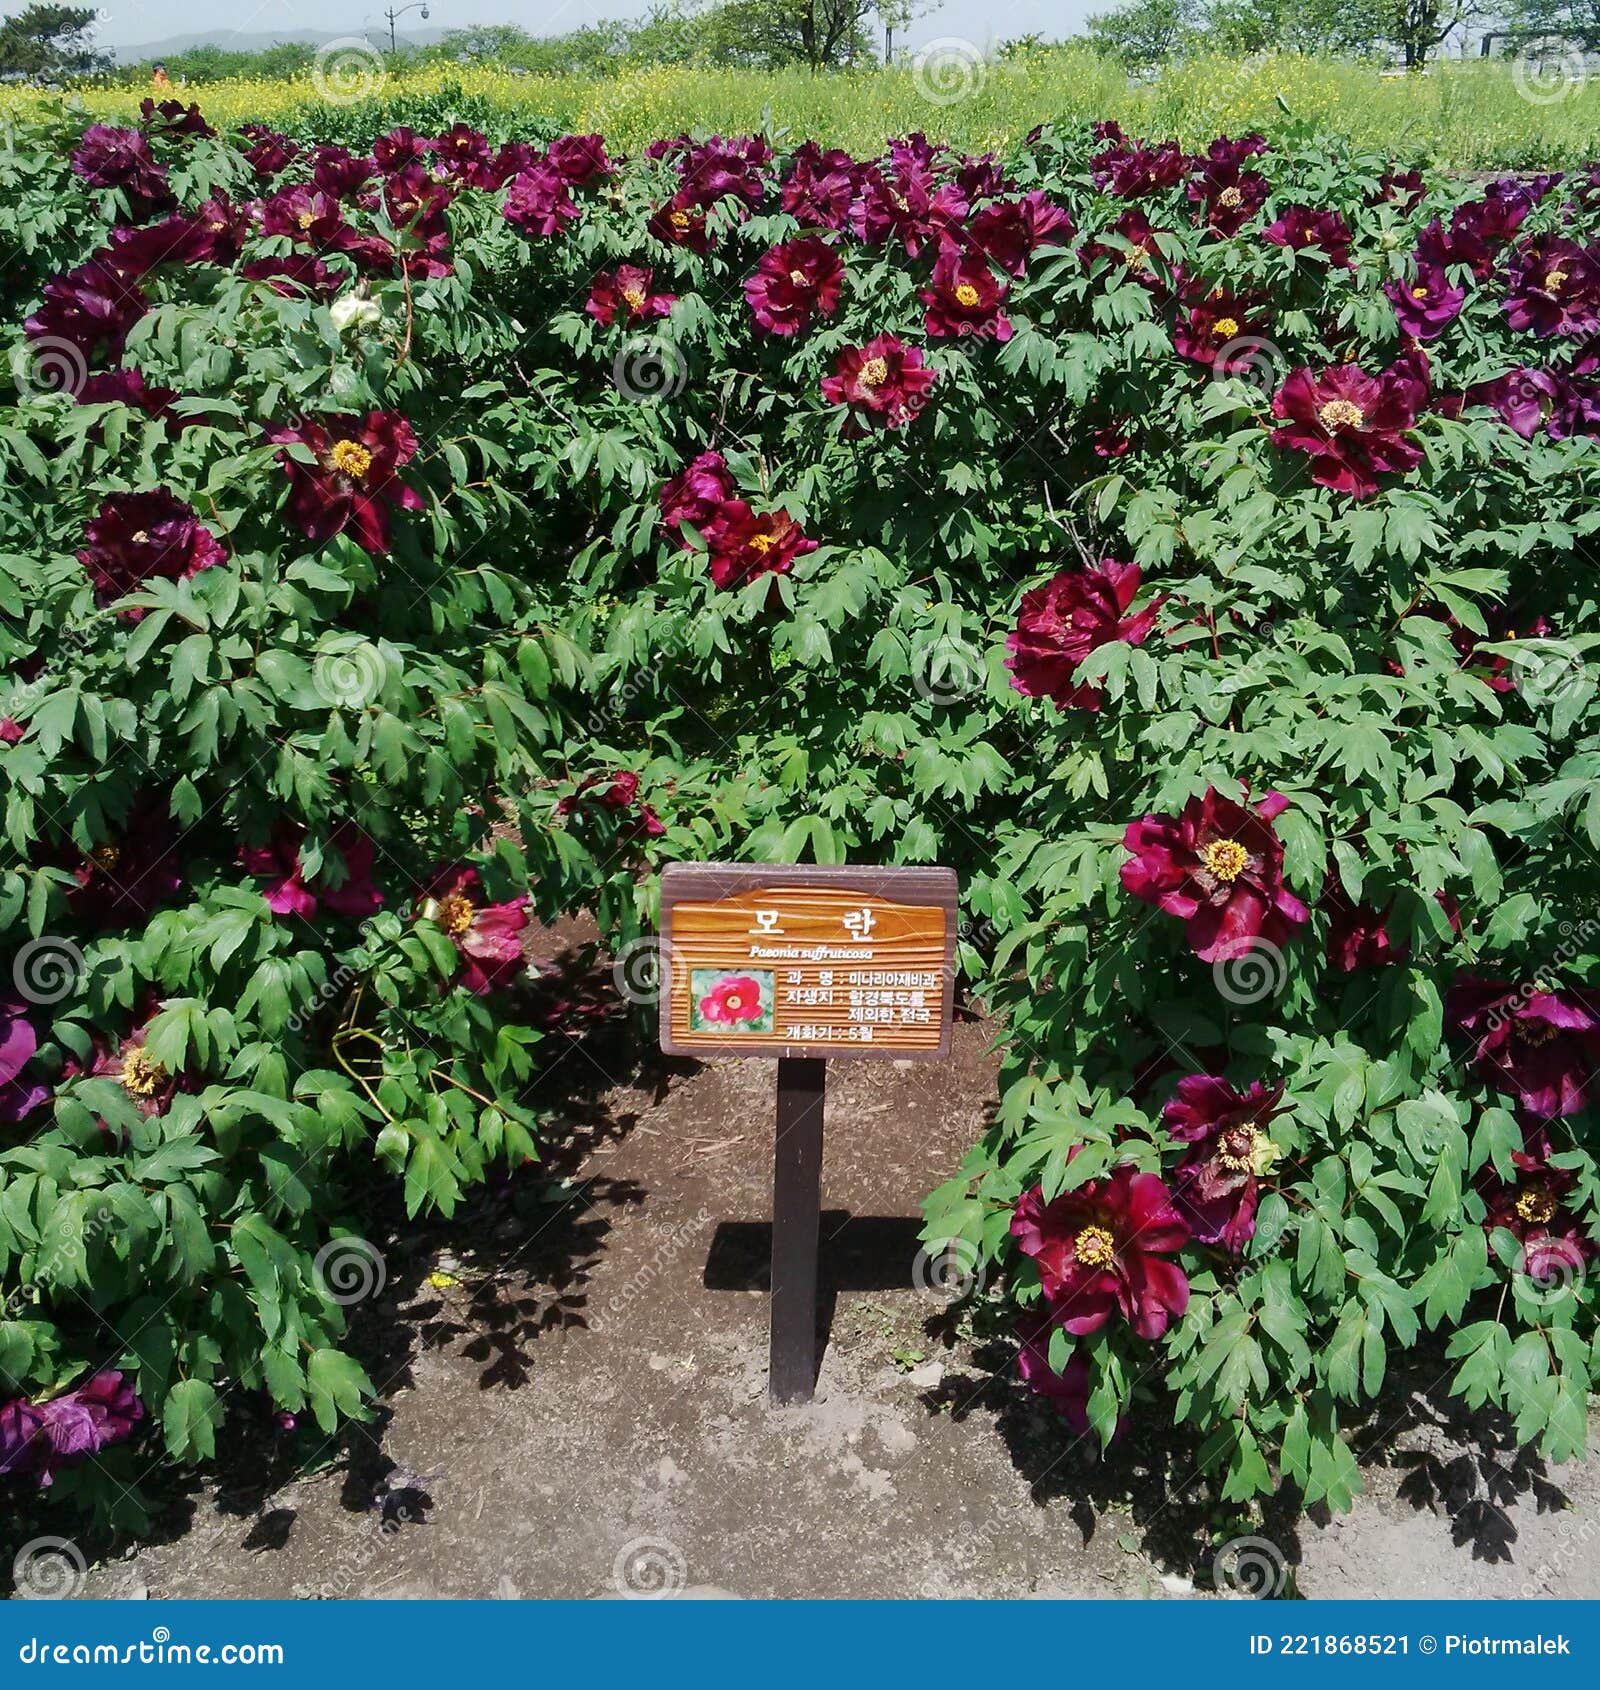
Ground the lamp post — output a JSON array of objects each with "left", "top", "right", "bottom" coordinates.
[{"left": 384, "top": 1, "right": 430, "bottom": 53}]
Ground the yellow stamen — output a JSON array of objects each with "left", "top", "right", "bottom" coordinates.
[
  {"left": 788, "top": 268, "right": 809, "bottom": 286},
  {"left": 953, "top": 282, "right": 980, "bottom": 308},
  {"left": 89, "top": 843, "right": 120, "bottom": 871},
  {"left": 435, "top": 893, "right": 474, "bottom": 936},
  {"left": 1214, "top": 316, "right": 1239, "bottom": 340},
  {"left": 295, "top": 210, "right": 315, "bottom": 230},
  {"left": 669, "top": 210, "right": 691, "bottom": 231},
  {"left": 748, "top": 532, "right": 776, "bottom": 555},
  {"left": 1218, "top": 186, "right": 1243, "bottom": 209},
  {"left": 1200, "top": 838, "right": 1249, "bottom": 883},
  {"left": 1546, "top": 270, "right": 1568, "bottom": 292},
  {"left": 1411, "top": 285, "right": 1429, "bottom": 299},
  {"left": 724, "top": 993, "right": 743, "bottom": 1010},
  {"left": 329, "top": 439, "right": 373, "bottom": 479},
  {"left": 1074, "top": 1225, "right": 1116, "bottom": 1268},
  {"left": 620, "top": 286, "right": 646, "bottom": 310},
  {"left": 1515, "top": 1188, "right": 1557, "bottom": 1226},
  {"left": 1317, "top": 398, "right": 1364, "bottom": 432},
  {"left": 121, "top": 1049, "right": 169, "bottom": 1097},
  {"left": 858, "top": 356, "right": 889, "bottom": 388}
]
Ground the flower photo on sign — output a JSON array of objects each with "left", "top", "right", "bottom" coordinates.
[{"left": 690, "top": 969, "right": 774, "bottom": 1034}]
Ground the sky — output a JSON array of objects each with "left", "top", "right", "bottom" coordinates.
[{"left": 89, "top": 0, "right": 1098, "bottom": 55}]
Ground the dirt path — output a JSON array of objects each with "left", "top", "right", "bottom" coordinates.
[{"left": 68, "top": 977, "right": 1600, "bottom": 1602}]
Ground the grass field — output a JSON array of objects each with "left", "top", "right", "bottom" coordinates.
[{"left": 0, "top": 49, "right": 1595, "bottom": 168}]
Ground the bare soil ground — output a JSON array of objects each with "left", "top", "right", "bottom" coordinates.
[{"left": 55, "top": 937, "right": 1600, "bottom": 1602}]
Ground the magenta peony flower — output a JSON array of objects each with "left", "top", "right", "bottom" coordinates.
[
  {"left": 372, "top": 127, "right": 428, "bottom": 171},
  {"left": 1386, "top": 266, "right": 1466, "bottom": 341},
  {"left": 546, "top": 132, "right": 612, "bottom": 185},
  {"left": 0, "top": 1372, "right": 143, "bottom": 1486},
  {"left": 1504, "top": 236, "right": 1600, "bottom": 338},
  {"left": 1121, "top": 784, "right": 1311, "bottom": 963},
  {"left": 140, "top": 97, "right": 214, "bottom": 137},
  {"left": 239, "top": 124, "right": 298, "bottom": 178},
  {"left": 89, "top": 1020, "right": 180, "bottom": 1119},
  {"left": 76, "top": 490, "right": 226, "bottom": 617},
  {"left": 76, "top": 367, "right": 181, "bottom": 425},
  {"left": 920, "top": 249, "right": 1012, "bottom": 341},
  {"left": 1187, "top": 159, "right": 1269, "bottom": 236},
  {"left": 850, "top": 161, "right": 966, "bottom": 257},
  {"left": 819, "top": 335, "right": 937, "bottom": 430},
  {"left": 1164, "top": 1076, "right": 1284, "bottom": 1252},
  {"left": 780, "top": 143, "right": 857, "bottom": 228},
  {"left": 658, "top": 451, "right": 735, "bottom": 543},
  {"left": 1015, "top": 1310, "right": 1095, "bottom": 1434},
  {"left": 586, "top": 265, "right": 676, "bottom": 328},
  {"left": 1005, "top": 560, "right": 1161, "bottom": 711},
  {"left": 647, "top": 196, "right": 714, "bottom": 254},
  {"left": 419, "top": 865, "right": 529, "bottom": 994},
  {"left": 1090, "top": 137, "right": 1190, "bottom": 198},
  {"left": 241, "top": 820, "right": 384, "bottom": 921},
  {"left": 310, "top": 144, "right": 378, "bottom": 198},
  {"left": 744, "top": 237, "right": 844, "bottom": 336},
  {"left": 1270, "top": 361, "right": 1426, "bottom": 499},
  {"left": 965, "top": 191, "right": 1075, "bottom": 276},
  {"left": 1448, "top": 978, "right": 1600, "bottom": 1121},
  {"left": 1011, "top": 1159, "right": 1191, "bottom": 1340},
  {"left": 503, "top": 165, "right": 580, "bottom": 237},
  {"left": 0, "top": 1001, "right": 46, "bottom": 1124},
  {"left": 71, "top": 125, "right": 170, "bottom": 208},
  {"left": 268, "top": 411, "right": 424, "bottom": 555}
]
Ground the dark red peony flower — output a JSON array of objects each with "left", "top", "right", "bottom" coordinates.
[
  {"left": 586, "top": 265, "right": 676, "bottom": 328},
  {"left": 419, "top": 865, "right": 529, "bottom": 994},
  {"left": 372, "top": 126, "right": 428, "bottom": 171},
  {"left": 77, "top": 367, "right": 180, "bottom": 425},
  {"left": 68, "top": 791, "right": 185, "bottom": 928},
  {"left": 780, "top": 143, "right": 857, "bottom": 228},
  {"left": 503, "top": 165, "right": 580, "bottom": 237},
  {"left": 1187, "top": 159, "right": 1269, "bottom": 236},
  {"left": 1477, "top": 1151, "right": 1592, "bottom": 1284},
  {"left": 140, "top": 97, "right": 214, "bottom": 137},
  {"left": 241, "top": 819, "right": 384, "bottom": 921},
  {"left": 920, "top": 249, "right": 1012, "bottom": 341},
  {"left": 965, "top": 191, "right": 1074, "bottom": 276},
  {"left": 71, "top": 125, "right": 171, "bottom": 209},
  {"left": 819, "top": 334, "right": 937, "bottom": 430},
  {"left": 1448, "top": 978, "right": 1600, "bottom": 1121},
  {"left": 676, "top": 135, "right": 770, "bottom": 211},
  {"left": 1504, "top": 236, "right": 1600, "bottom": 338},
  {"left": 0, "top": 1372, "right": 143, "bottom": 1487},
  {"left": 1322, "top": 874, "right": 1398, "bottom": 972},
  {"left": 89, "top": 1020, "right": 181, "bottom": 1119},
  {"left": 25, "top": 259, "right": 148, "bottom": 364},
  {"left": 850, "top": 160, "right": 967, "bottom": 257},
  {"left": 239, "top": 124, "right": 298, "bottom": 178},
  {"left": 658, "top": 451, "right": 735, "bottom": 543},
  {"left": 546, "top": 132, "right": 613, "bottom": 185},
  {"left": 698, "top": 974, "right": 765, "bottom": 1025},
  {"left": 1164, "top": 1076, "right": 1284, "bottom": 1253},
  {"left": 1270, "top": 361, "right": 1426, "bottom": 499},
  {"left": 269, "top": 411, "right": 424, "bottom": 555},
  {"left": 1371, "top": 168, "right": 1426, "bottom": 210},
  {"left": 1005, "top": 560, "right": 1161, "bottom": 711},
  {"left": 557, "top": 770, "right": 666, "bottom": 839},
  {"left": 1090, "top": 136, "right": 1190, "bottom": 198},
  {"left": 744, "top": 237, "right": 844, "bottom": 337},
  {"left": 1121, "top": 784, "right": 1311, "bottom": 963},
  {"left": 1467, "top": 366, "right": 1563, "bottom": 439},
  {"left": 311, "top": 144, "right": 378, "bottom": 198},
  {"left": 1011, "top": 1159, "right": 1191, "bottom": 1340},
  {"left": 706, "top": 503, "right": 817, "bottom": 590},
  {"left": 1263, "top": 205, "right": 1353, "bottom": 268},
  {"left": 1172, "top": 293, "right": 1266, "bottom": 369},
  {"left": 647, "top": 195, "right": 714, "bottom": 254},
  {"left": 77, "top": 490, "right": 225, "bottom": 616},
  {"left": 1386, "top": 265, "right": 1466, "bottom": 341},
  {"left": 1016, "top": 1310, "right": 1095, "bottom": 1434},
  {"left": 260, "top": 184, "right": 348, "bottom": 248}
]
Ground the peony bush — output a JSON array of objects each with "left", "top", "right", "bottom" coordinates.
[{"left": 2, "top": 90, "right": 1599, "bottom": 1530}]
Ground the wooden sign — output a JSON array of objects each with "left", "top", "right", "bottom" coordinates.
[
  {"left": 657, "top": 863, "right": 959, "bottom": 1406},
  {"left": 658, "top": 864, "right": 958, "bottom": 1062}
]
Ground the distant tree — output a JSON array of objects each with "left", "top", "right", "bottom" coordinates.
[
  {"left": 1084, "top": 0, "right": 1203, "bottom": 69},
  {"left": 1501, "top": 0, "right": 1600, "bottom": 43},
  {"left": 0, "top": 3, "right": 109, "bottom": 80}
]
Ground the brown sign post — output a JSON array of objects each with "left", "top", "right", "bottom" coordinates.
[{"left": 659, "top": 864, "right": 958, "bottom": 1405}]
